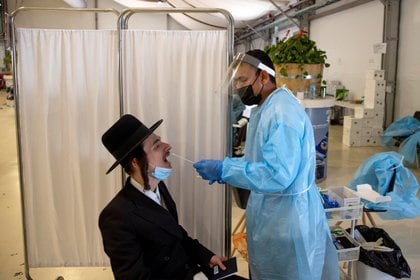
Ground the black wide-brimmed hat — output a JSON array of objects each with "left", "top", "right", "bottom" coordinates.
[{"left": 102, "top": 114, "right": 163, "bottom": 174}]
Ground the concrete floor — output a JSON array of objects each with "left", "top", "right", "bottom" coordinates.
[{"left": 1, "top": 90, "right": 419, "bottom": 279}]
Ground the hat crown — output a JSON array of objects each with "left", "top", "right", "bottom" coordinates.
[{"left": 102, "top": 114, "right": 162, "bottom": 174}]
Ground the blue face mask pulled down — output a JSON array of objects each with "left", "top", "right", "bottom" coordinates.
[{"left": 151, "top": 166, "right": 172, "bottom": 180}]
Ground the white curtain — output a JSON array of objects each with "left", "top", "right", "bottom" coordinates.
[
  {"left": 122, "top": 30, "right": 227, "bottom": 253},
  {"left": 17, "top": 27, "right": 228, "bottom": 268},
  {"left": 17, "top": 28, "right": 120, "bottom": 267}
]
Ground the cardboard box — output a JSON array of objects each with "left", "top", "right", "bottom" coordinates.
[
  {"left": 374, "top": 91, "right": 385, "bottom": 102},
  {"left": 362, "top": 118, "right": 373, "bottom": 128},
  {"left": 372, "top": 110, "right": 385, "bottom": 126},
  {"left": 369, "top": 136, "right": 381, "bottom": 146},
  {"left": 354, "top": 107, "right": 364, "bottom": 119},
  {"left": 342, "top": 135, "right": 361, "bottom": 147},
  {"left": 363, "top": 109, "right": 374, "bottom": 118},
  {"left": 354, "top": 108, "right": 374, "bottom": 119},
  {"left": 365, "top": 79, "right": 386, "bottom": 91},
  {"left": 343, "top": 116, "right": 364, "bottom": 129},
  {"left": 360, "top": 136, "right": 373, "bottom": 146},
  {"left": 364, "top": 89, "right": 385, "bottom": 108},
  {"left": 371, "top": 127, "right": 383, "bottom": 137},
  {"left": 361, "top": 128, "right": 372, "bottom": 138},
  {"left": 375, "top": 100, "right": 385, "bottom": 109},
  {"left": 365, "top": 69, "right": 385, "bottom": 80},
  {"left": 343, "top": 127, "right": 361, "bottom": 142}
]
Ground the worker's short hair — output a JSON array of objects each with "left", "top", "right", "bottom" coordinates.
[{"left": 246, "top": 49, "right": 276, "bottom": 84}]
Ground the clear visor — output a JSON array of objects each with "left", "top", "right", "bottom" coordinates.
[{"left": 219, "top": 53, "right": 276, "bottom": 96}]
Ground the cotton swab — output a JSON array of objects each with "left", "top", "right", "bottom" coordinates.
[
  {"left": 171, "top": 152, "right": 195, "bottom": 164},
  {"left": 171, "top": 153, "right": 202, "bottom": 178}
]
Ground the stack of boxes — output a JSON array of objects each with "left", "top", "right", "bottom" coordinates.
[{"left": 342, "top": 69, "right": 386, "bottom": 146}]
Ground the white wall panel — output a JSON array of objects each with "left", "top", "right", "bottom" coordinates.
[
  {"left": 395, "top": 0, "right": 420, "bottom": 119},
  {"left": 310, "top": 1, "right": 384, "bottom": 101}
]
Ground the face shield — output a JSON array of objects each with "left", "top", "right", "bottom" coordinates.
[
  {"left": 221, "top": 53, "right": 276, "bottom": 107},
  {"left": 222, "top": 53, "right": 276, "bottom": 93}
]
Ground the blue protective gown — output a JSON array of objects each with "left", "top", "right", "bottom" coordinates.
[
  {"left": 222, "top": 87, "right": 339, "bottom": 280},
  {"left": 347, "top": 151, "right": 420, "bottom": 220}
]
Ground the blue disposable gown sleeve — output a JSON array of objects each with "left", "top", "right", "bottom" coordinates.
[
  {"left": 400, "top": 131, "right": 420, "bottom": 166},
  {"left": 222, "top": 122, "right": 302, "bottom": 193}
]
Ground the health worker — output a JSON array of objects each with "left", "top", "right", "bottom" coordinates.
[{"left": 194, "top": 50, "right": 339, "bottom": 280}]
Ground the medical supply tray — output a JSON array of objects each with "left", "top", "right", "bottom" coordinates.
[
  {"left": 324, "top": 203, "right": 363, "bottom": 220},
  {"left": 331, "top": 226, "right": 360, "bottom": 262},
  {"left": 321, "top": 186, "right": 363, "bottom": 220}
]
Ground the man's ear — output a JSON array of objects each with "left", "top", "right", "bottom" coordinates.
[
  {"left": 131, "top": 157, "right": 139, "bottom": 169},
  {"left": 260, "top": 70, "right": 270, "bottom": 84}
]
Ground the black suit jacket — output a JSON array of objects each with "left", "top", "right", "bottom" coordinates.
[{"left": 99, "top": 178, "right": 214, "bottom": 280}]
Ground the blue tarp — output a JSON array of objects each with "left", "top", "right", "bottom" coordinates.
[{"left": 348, "top": 152, "right": 420, "bottom": 220}]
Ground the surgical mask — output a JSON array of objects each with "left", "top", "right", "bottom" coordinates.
[
  {"left": 151, "top": 166, "right": 172, "bottom": 180},
  {"left": 235, "top": 73, "right": 263, "bottom": 106},
  {"left": 236, "top": 84, "right": 262, "bottom": 105}
]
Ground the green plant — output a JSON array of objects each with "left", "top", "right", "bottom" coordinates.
[
  {"left": 3, "top": 50, "right": 11, "bottom": 67},
  {"left": 335, "top": 88, "right": 349, "bottom": 101},
  {"left": 264, "top": 33, "right": 330, "bottom": 71}
]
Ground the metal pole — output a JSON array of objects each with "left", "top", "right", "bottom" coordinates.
[{"left": 382, "top": 0, "right": 401, "bottom": 127}]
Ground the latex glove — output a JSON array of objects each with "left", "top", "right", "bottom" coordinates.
[
  {"left": 361, "top": 237, "right": 394, "bottom": 252},
  {"left": 193, "top": 160, "right": 224, "bottom": 185}
]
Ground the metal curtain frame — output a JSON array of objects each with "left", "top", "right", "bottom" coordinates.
[
  {"left": 117, "top": 8, "right": 235, "bottom": 256},
  {"left": 9, "top": 7, "right": 120, "bottom": 280}
]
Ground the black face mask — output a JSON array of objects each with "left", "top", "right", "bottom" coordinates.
[
  {"left": 236, "top": 85, "right": 262, "bottom": 105},
  {"left": 235, "top": 74, "right": 262, "bottom": 106}
]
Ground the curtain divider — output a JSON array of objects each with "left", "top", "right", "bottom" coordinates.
[
  {"left": 9, "top": 8, "right": 120, "bottom": 280},
  {"left": 118, "top": 7, "right": 234, "bottom": 256}
]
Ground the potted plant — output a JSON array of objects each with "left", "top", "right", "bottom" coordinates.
[
  {"left": 265, "top": 31, "right": 329, "bottom": 95},
  {"left": 3, "top": 50, "right": 12, "bottom": 73}
]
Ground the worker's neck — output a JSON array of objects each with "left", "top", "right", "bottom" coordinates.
[{"left": 259, "top": 83, "right": 277, "bottom": 105}]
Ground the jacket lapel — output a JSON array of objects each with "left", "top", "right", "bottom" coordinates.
[
  {"left": 158, "top": 181, "right": 178, "bottom": 222},
  {"left": 123, "top": 179, "right": 183, "bottom": 239}
]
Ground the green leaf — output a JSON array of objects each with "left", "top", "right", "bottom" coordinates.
[{"left": 266, "top": 34, "right": 329, "bottom": 68}]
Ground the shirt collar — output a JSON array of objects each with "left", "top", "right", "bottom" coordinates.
[{"left": 130, "top": 177, "right": 161, "bottom": 205}]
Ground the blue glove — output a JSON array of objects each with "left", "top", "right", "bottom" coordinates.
[{"left": 193, "top": 160, "right": 224, "bottom": 185}]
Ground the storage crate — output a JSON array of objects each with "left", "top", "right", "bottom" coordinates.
[
  {"left": 324, "top": 203, "right": 363, "bottom": 220},
  {"left": 322, "top": 186, "right": 363, "bottom": 220},
  {"left": 328, "top": 186, "right": 360, "bottom": 207},
  {"left": 331, "top": 226, "right": 360, "bottom": 262}
]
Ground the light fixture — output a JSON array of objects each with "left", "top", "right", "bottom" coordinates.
[{"left": 63, "top": 0, "right": 87, "bottom": 8}]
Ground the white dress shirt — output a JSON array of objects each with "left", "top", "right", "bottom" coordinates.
[{"left": 130, "top": 177, "right": 162, "bottom": 206}]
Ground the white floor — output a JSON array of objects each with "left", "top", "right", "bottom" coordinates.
[{"left": 1, "top": 89, "right": 419, "bottom": 279}]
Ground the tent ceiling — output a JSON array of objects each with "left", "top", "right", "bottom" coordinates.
[{"left": 114, "top": 0, "right": 292, "bottom": 29}]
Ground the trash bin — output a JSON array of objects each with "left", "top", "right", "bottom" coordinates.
[{"left": 350, "top": 225, "right": 411, "bottom": 279}]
